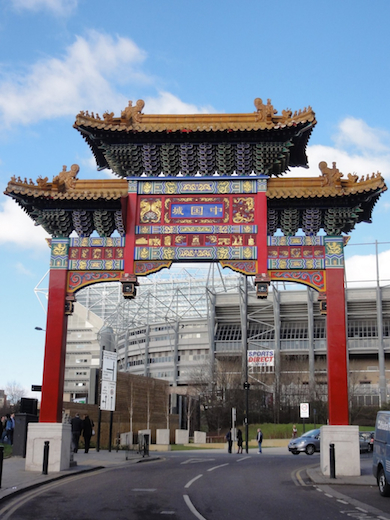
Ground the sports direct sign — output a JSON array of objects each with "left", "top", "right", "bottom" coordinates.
[{"left": 247, "top": 350, "right": 275, "bottom": 367}]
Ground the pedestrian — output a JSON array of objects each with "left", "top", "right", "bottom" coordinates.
[
  {"left": 237, "top": 428, "right": 243, "bottom": 454},
  {"left": 1, "top": 414, "right": 13, "bottom": 445},
  {"left": 226, "top": 429, "right": 233, "bottom": 453},
  {"left": 71, "top": 413, "right": 83, "bottom": 453},
  {"left": 10, "top": 413, "right": 15, "bottom": 445},
  {"left": 82, "top": 414, "right": 94, "bottom": 453},
  {"left": 256, "top": 428, "right": 263, "bottom": 453},
  {"left": 292, "top": 424, "right": 297, "bottom": 438}
]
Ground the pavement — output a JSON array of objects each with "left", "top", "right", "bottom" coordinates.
[
  {"left": 0, "top": 448, "right": 158, "bottom": 502},
  {"left": 0, "top": 447, "right": 377, "bottom": 504}
]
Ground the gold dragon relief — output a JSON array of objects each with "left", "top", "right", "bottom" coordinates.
[
  {"left": 232, "top": 197, "right": 255, "bottom": 224},
  {"left": 326, "top": 241, "right": 343, "bottom": 255},
  {"left": 139, "top": 198, "right": 162, "bottom": 223},
  {"left": 52, "top": 243, "right": 68, "bottom": 256}
]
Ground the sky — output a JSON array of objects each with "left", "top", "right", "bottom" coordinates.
[{"left": 1, "top": 0, "right": 390, "bottom": 398}]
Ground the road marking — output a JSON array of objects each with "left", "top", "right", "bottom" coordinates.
[
  {"left": 207, "top": 463, "right": 229, "bottom": 472},
  {"left": 184, "top": 474, "right": 203, "bottom": 488},
  {"left": 355, "top": 507, "right": 368, "bottom": 513},
  {"left": 236, "top": 456, "right": 251, "bottom": 462},
  {"left": 183, "top": 494, "right": 207, "bottom": 520},
  {"left": 181, "top": 458, "right": 215, "bottom": 464},
  {"left": 337, "top": 499, "right": 349, "bottom": 504}
]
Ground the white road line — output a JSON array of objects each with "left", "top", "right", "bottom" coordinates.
[
  {"left": 325, "top": 493, "right": 333, "bottom": 498},
  {"left": 355, "top": 507, "right": 368, "bottom": 512},
  {"left": 184, "top": 474, "right": 203, "bottom": 488},
  {"left": 207, "top": 463, "right": 230, "bottom": 472},
  {"left": 183, "top": 494, "right": 208, "bottom": 520},
  {"left": 337, "top": 499, "right": 349, "bottom": 504},
  {"left": 236, "top": 457, "right": 251, "bottom": 462}
]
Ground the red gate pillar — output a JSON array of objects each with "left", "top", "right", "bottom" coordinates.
[
  {"left": 325, "top": 238, "right": 349, "bottom": 425},
  {"left": 122, "top": 186, "right": 137, "bottom": 279},
  {"left": 40, "top": 239, "right": 69, "bottom": 423}
]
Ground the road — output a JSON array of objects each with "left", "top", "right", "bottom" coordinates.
[{"left": 1, "top": 450, "right": 390, "bottom": 520}]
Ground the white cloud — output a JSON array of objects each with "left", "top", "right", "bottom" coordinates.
[
  {"left": 345, "top": 250, "right": 390, "bottom": 288},
  {"left": 15, "top": 261, "right": 35, "bottom": 276},
  {"left": 0, "top": 197, "right": 49, "bottom": 248},
  {"left": 293, "top": 117, "right": 390, "bottom": 181},
  {"left": 0, "top": 31, "right": 148, "bottom": 126},
  {"left": 145, "top": 91, "right": 216, "bottom": 115},
  {"left": 10, "top": 0, "right": 78, "bottom": 16},
  {"left": 334, "top": 117, "right": 390, "bottom": 154}
]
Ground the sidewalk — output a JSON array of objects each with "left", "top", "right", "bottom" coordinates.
[
  {"left": 0, "top": 449, "right": 156, "bottom": 502},
  {"left": 306, "top": 458, "right": 376, "bottom": 486}
]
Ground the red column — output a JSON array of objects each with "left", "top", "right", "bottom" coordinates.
[
  {"left": 326, "top": 267, "right": 349, "bottom": 425},
  {"left": 255, "top": 189, "right": 268, "bottom": 274},
  {"left": 40, "top": 268, "right": 68, "bottom": 423},
  {"left": 123, "top": 191, "right": 138, "bottom": 275}
]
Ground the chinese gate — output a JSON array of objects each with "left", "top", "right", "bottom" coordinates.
[{"left": 5, "top": 98, "right": 387, "bottom": 428}]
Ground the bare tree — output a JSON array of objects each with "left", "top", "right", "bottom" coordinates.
[{"left": 5, "top": 381, "right": 26, "bottom": 406}]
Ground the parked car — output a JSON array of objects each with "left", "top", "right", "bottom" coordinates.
[
  {"left": 373, "top": 412, "right": 390, "bottom": 496},
  {"left": 360, "top": 431, "right": 374, "bottom": 452},
  {"left": 288, "top": 428, "right": 321, "bottom": 455},
  {"left": 359, "top": 433, "right": 372, "bottom": 453}
]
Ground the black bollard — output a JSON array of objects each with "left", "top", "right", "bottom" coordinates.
[
  {"left": 0, "top": 446, "right": 4, "bottom": 488},
  {"left": 330, "top": 443, "right": 336, "bottom": 479},
  {"left": 42, "top": 441, "right": 50, "bottom": 475}
]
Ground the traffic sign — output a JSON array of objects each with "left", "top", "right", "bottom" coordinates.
[{"left": 100, "top": 380, "right": 116, "bottom": 411}]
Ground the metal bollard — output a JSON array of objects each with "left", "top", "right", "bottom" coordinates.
[
  {"left": 42, "top": 441, "right": 50, "bottom": 475},
  {"left": 0, "top": 446, "right": 4, "bottom": 488},
  {"left": 330, "top": 443, "right": 336, "bottom": 479}
]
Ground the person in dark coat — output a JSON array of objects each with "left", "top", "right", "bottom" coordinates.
[
  {"left": 236, "top": 428, "right": 243, "bottom": 454},
  {"left": 82, "top": 414, "right": 94, "bottom": 453},
  {"left": 71, "top": 413, "right": 83, "bottom": 453},
  {"left": 226, "top": 429, "right": 233, "bottom": 453}
]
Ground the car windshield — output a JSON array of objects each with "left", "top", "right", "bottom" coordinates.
[{"left": 301, "top": 429, "right": 320, "bottom": 438}]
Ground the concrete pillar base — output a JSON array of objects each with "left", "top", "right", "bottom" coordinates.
[
  {"left": 25, "top": 423, "right": 72, "bottom": 472},
  {"left": 320, "top": 425, "right": 360, "bottom": 477}
]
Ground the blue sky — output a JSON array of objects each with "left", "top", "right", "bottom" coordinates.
[{"left": 1, "top": 0, "right": 390, "bottom": 397}]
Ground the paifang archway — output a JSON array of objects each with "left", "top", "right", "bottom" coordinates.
[{"left": 5, "top": 98, "right": 387, "bottom": 428}]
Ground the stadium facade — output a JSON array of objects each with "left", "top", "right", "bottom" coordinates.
[{"left": 47, "top": 262, "right": 390, "bottom": 410}]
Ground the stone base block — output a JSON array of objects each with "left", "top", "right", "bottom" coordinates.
[
  {"left": 25, "top": 423, "right": 72, "bottom": 472},
  {"left": 320, "top": 425, "right": 360, "bottom": 477},
  {"left": 156, "top": 429, "right": 170, "bottom": 445},
  {"left": 175, "top": 429, "right": 189, "bottom": 444},
  {"left": 194, "top": 431, "right": 207, "bottom": 444}
]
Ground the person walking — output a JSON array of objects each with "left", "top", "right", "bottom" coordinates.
[
  {"left": 71, "top": 413, "right": 83, "bottom": 453},
  {"left": 226, "top": 429, "right": 233, "bottom": 453},
  {"left": 292, "top": 424, "right": 298, "bottom": 438},
  {"left": 256, "top": 428, "right": 263, "bottom": 454},
  {"left": 236, "top": 428, "right": 243, "bottom": 454},
  {"left": 82, "top": 414, "right": 94, "bottom": 453}
]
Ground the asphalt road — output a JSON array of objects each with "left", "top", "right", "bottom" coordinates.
[{"left": 1, "top": 450, "right": 390, "bottom": 520}]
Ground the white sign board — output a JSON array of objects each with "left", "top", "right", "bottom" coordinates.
[
  {"left": 102, "top": 350, "right": 117, "bottom": 382},
  {"left": 247, "top": 350, "right": 274, "bottom": 367},
  {"left": 300, "top": 402, "right": 309, "bottom": 419},
  {"left": 100, "top": 380, "right": 117, "bottom": 411}
]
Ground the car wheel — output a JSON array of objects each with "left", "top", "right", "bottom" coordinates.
[
  {"left": 305, "top": 444, "right": 315, "bottom": 455},
  {"left": 378, "top": 468, "right": 390, "bottom": 497}
]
